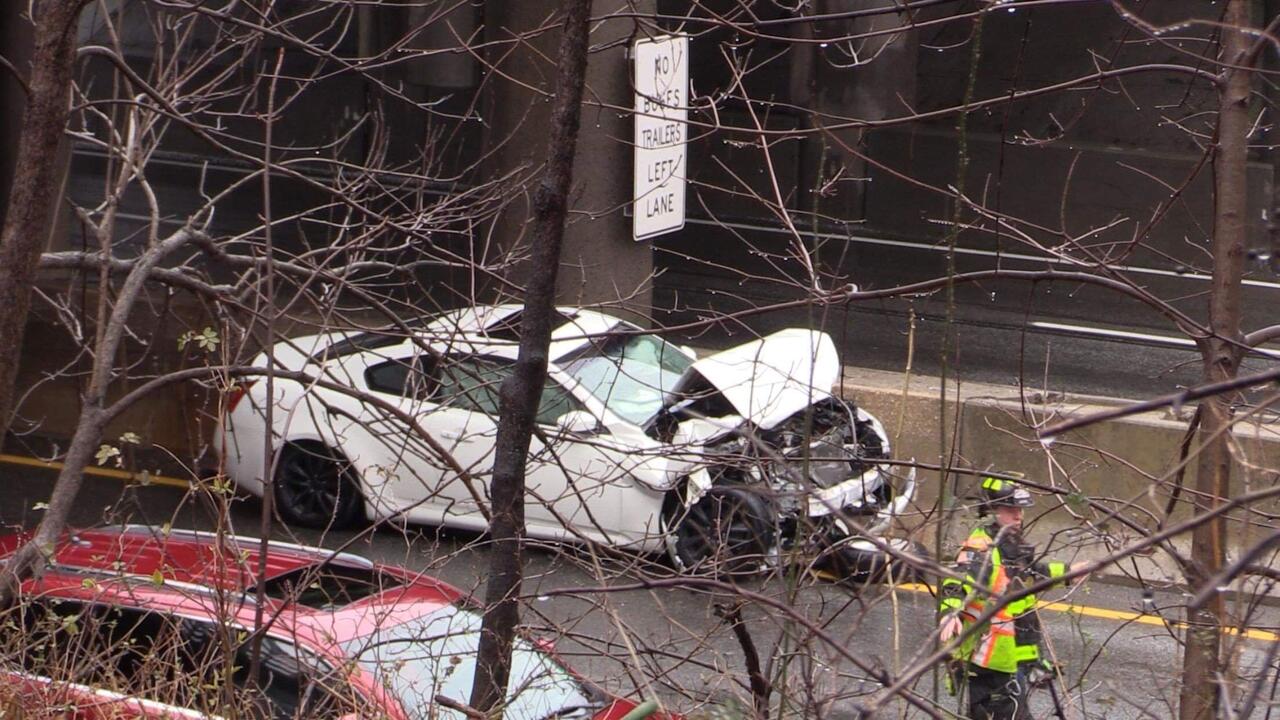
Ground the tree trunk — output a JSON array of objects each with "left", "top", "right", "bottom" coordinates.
[
  {"left": 467, "top": 0, "right": 593, "bottom": 715},
  {"left": 0, "top": 0, "right": 84, "bottom": 442},
  {"left": 1267, "top": 0, "right": 1280, "bottom": 275},
  {"left": 1178, "top": 2, "right": 1250, "bottom": 718}
]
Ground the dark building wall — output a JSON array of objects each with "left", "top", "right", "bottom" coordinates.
[
  {"left": 9, "top": 1, "right": 1269, "bottom": 327},
  {"left": 5, "top": 1, "right": 1275, "bottom": 450},
  {"left": 4, "top": 0, "right": 662, "bottom": 452},
  {"left": 654, "top": 0, "right": 1274, "bottom": 340},
  {"left": 858, "top": 0, "right": 1271, "bottom": 332}
]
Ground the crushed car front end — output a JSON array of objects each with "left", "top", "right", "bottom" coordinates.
[{"left": 645, "top": 329, "right": 922, "bottom": 579}]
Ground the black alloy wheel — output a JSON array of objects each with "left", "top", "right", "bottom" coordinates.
[
  {"left": 663, "top": 484, "right": 776, "bottom": 577},
  {"left": 273, "top": 442, "right": 364, "bottom": 529}
]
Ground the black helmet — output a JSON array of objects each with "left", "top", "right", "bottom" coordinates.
[{"left": 980, "top": 475, "right": 1034, "bottom": 509}]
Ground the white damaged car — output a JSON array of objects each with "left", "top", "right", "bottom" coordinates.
[{"left": 217, "top": 305, "right": 918, "bottom": 575}]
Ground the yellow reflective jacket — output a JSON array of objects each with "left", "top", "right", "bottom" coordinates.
[{"left": 939, "top": 525, "right": 1067, "bottom": 674}]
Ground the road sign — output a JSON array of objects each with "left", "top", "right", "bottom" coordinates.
[{"left": 633, "top": 34, "right": 688, "bottom": 241}]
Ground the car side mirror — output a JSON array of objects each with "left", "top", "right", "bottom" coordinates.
[{"left": 554, "top": 410, "right": 604, "bottom": 437}]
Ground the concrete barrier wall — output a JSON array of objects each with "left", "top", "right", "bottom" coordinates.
[
  {"left": 842, "top": 367, "right": 1280, "bottom": 582},
  {"left": 11, "top": 313, "right": 212, "bottom": 460}
]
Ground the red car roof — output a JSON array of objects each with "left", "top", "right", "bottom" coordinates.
[
  {"left": 0, "top": 525, "right": 667, "bottom": 720},
  {"left": 0, "top": 525, "right": 466, "bottom": 644}
]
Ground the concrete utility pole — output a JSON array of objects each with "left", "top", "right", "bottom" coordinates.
[{"left": 482, "top": 0, "right": 656, "bottom": 319}]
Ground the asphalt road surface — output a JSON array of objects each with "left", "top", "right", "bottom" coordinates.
[
  {"left": 3, "top": 467, "right": 1277, "bottom": 719},
  {"left": 668, "top": 301, "right": 1280, "bottom": 405},
  {"left": 658, "top": 222, "right": 1280, "bottom": 404}
]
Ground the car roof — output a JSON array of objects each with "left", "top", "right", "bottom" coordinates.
[
  {"left": 0, "top": 525, "right": 466, "bottom": 646},
  {"left": 292, "top": 304, "right": 626, "bottom": 368},
  {"left": 421, "top": 304, "right": 626, "bottom": 361}
]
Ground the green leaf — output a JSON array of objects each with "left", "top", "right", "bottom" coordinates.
[
  {"left": 95, "top": 444, "right": 121, "bottom": 467},
  {"left": 119, "top": 432, "right": 142, "bottom": 445},
  {"left": 81, "top": 578, "right": 97, "bottom": 590},
  {"left": 151, "top": 570, "right": 165, "bottom": 587},
  {"left": 179, "top": 327, "right": 220, "bottom": 352},
  {"left": 197, "top": 327, "right": 220, "bottom": 351}
]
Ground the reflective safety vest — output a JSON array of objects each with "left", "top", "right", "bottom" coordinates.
[{"left": 939, "top": 526, "right": 1067, "bottom": 674}]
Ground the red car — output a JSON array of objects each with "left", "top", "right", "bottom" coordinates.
[{"left": 0, "top": 525, "right": 652, "bottom": 720}]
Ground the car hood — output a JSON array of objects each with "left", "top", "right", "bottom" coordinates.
[{"left": 667, "top": 329, "right": 840, "bottom": 431}]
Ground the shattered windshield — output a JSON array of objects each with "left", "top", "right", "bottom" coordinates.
[
  {"left": 341, "top": 606, "right": 595, "bottom": 720},
  {"left": 560, "top": 334, "right": 694, "bottom": 425}
]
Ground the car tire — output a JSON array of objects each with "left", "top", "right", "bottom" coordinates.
[
  {"left": 661, "top": 484, "right": 776, "bottom": 577},
  {"left": 272, "top": 442, "right": 364, "bottom": 529}
]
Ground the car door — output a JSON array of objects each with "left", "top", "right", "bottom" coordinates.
[
  {"left": 361, "top": 353, "right": 494, "bottom": 523},
  {"left": 521, "top": 376, "right": 633, "bottom": 541},
  {"left": 399, "top": 354, "right": 509, "bottom": 522},
  {"left": 423, "top": 355, "right": 628, "bottom": 538}
]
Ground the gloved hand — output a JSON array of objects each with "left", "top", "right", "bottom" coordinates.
[
  {"left": 939, "top": 613, "right": 963, "bottom": 643},
  {"left": 1025, "top": 658, "right": 1059, "bottom": 687},
  {"left": 1069, "top": 561, "right": 1090, "bottom": 585}
]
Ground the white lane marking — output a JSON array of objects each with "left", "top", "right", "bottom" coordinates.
[
  {"left": 682, "top": 217, "right": 1280, "bottom": 291},
  {"left": 1031, "top": 321, "right": 1280, "bottom": 360}
]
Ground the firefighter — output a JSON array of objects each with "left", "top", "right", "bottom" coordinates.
[{"left": 938, "top": 476, "right": 1086, "bottom": 720}]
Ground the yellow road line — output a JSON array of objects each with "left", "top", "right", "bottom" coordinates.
[
  {"left": 5, "top": 461, "right": 1276, "bottom": 644},
  {"left": 882, "top": 581, "right": 1279, "bottom": 643},
  {"left": 1037, "top": 598, "right": 1280, "bottom": 642},
  {"left": 0, "top": 453, "right": 190, "bottom": 489}
]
